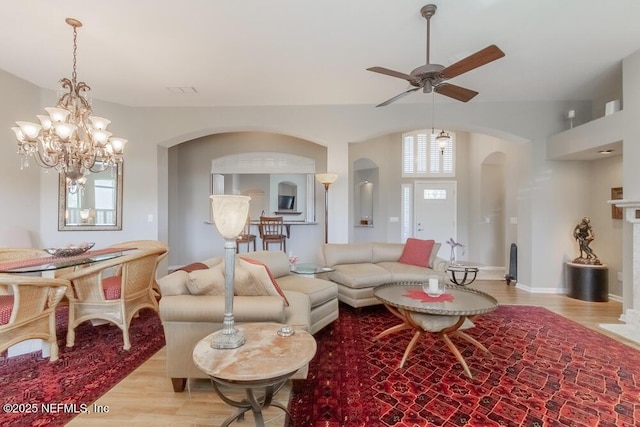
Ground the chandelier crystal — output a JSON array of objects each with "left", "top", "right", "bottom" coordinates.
[{"left": 12, "top": 18, "right": 126, "bottom": 192}]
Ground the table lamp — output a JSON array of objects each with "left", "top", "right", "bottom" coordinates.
[{"left": 209, "top": 194, "right": 251, "bottom": 349}]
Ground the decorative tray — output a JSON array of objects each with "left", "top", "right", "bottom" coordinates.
[{"left": 44, "top": 242, "right": 95, "bottom": 257}]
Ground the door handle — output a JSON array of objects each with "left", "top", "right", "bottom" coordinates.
[{"left": 417, "top": 228, "right": 424, "bottom": 231}]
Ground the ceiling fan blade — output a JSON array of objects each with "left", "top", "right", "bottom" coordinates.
[
  {"left": 367, "top": 67, "right": 419, "bottom": 84},
  {"left": 440, "top": 45, "right": 505, "bottom": 79},
  {"left": 376, "top": 87, "right": 420, "bottom": 107},
  {"left": 434, "top": 83, "right": 478, "bottom": 103}
]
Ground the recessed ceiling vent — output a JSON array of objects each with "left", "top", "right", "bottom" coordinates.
[{"left": 166, "top": 86, "right": 198, "bottom": 94}]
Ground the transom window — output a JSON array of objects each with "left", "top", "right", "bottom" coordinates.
[{"left": 402, "top": 129, "right": 455, "bottom": 177}]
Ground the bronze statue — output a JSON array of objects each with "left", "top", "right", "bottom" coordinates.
[{"left": 572, "top": 217, "right": 600, "bottom": 265}]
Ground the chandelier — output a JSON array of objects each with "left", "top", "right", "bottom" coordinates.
[
  {"left": 12, "top": 18, "right": 127, "bottom": 193},
  {"left": 430, "top": 92, "right": 451, "bottom": 155}
]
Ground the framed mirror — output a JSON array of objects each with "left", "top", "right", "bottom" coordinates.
[{"left": 58, "top": 164, "right": 123, "bottom": 231}]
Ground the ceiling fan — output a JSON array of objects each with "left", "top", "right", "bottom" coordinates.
[{"left": 368, "top": 4, "right": 505, "bottom": 107}]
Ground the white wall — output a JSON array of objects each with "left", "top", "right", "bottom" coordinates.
[
  {"left": 2, "top": 64, "right": 630, "bottom": 293},
  {"left": 588, "top": 154, "right": 623, "bottom": 297},
  {"left": 0, "top": 69, "right": 42, "bottom": 246}
]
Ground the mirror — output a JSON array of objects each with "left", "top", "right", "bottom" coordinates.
[{"left": 58, "top": 164, "right": 123, "bottom": 231}]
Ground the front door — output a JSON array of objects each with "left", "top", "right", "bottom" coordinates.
[{"left": 414, "top": 181, "right": 457, "bottom": 259}]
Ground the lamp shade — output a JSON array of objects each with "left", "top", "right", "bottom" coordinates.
[
  {"left": 210, "top": 195, "right": 251, "bottom": 239},
  {"left": 315, "top": 173, "right": 338, "bottom": 185}
]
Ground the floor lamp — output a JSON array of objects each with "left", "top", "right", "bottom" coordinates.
[
  {"left": 209, "top": 194, "right": 251, "bottom": 349},
  {"left": 315, "top": 173, "right": 338, "bottom": 244}
]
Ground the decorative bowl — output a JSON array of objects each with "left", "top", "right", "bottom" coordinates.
[{"left": 44, "top": 242, "right": 95, "bottom": 257}]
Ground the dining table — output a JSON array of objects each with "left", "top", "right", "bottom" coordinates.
[
  {"left": 0, "top": 246, "right": 135, "bottom": 358},
  {"left": 0, "top": 247, "right": 134, "bottom": 275}
]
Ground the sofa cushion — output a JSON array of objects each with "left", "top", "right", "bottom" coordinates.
[
  {"left": 239, "top": 251, "right": 290, "bottom": 278},
  {"left": 158, "top": 270, "right": 190, "bottom": 296},
  {"left": 328, "top": 263, "right": 393, "bottom": 288},
  {"left": 399, "top": 238, "right": 435, "bottom": 268},
  {"left": 372, "top": 242, "right": 404, "bottom": 263},
  {"left": 429, "top": 243, "right": 441, "bottom": 268},
  {"left": 277, "top": 275, "right": 338, "bottom": 308},
  {"left": 233, "top": 258, "right": 289, "bottom": 305},
  {"left": 187, "top": 264, "right": 225, "bottom": 295},
  {"left": 323, "top": 243, "right": 373, "bottom": 266},
  {"left": 238, "top": 257, "right": 289, "bottom": 306},
  {"left": 376, "top": 261, "right": 445, "bottom": 283}
]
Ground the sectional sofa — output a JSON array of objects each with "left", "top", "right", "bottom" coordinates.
[
  {"left": 318, "top": 240, "right": 449, "bottom": 308},
  {"left": 157, "top": 250, "right": 338, "bottom": 391}
]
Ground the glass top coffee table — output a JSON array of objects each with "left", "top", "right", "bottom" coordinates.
[{"left": 373, "top": 281, "right": 498, "bottom": 378}]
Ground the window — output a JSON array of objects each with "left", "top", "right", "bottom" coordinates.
[
  {"left": 402, "top": 129, "right": 455, "bottom": 177},
  {"left": 401, "top": 184, "right": 412, "bottom": 241},
  {"left": 94, "top": 178, "right": 116, "bottom": 225}
]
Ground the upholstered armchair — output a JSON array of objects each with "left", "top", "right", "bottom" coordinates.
[
  {"left": 0, "top": 274, "right": 69, "bottom": 361},
  {"left": 60, "top": 248, "right": 165, "bottom": 350}
]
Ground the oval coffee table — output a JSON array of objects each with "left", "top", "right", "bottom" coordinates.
[
  {"left": 193, "top": 323, "right": 317, "bottom": 426},
  {"left": 373, "top": 282, "right": 497, "bottom": 378}
]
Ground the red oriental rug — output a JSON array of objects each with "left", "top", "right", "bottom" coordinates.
[
  {"left": 0, "top": 307, "right": 164, "bottom": 426},
  {"left": 288, "top": 305, "right": 640, "bottom": 426}
]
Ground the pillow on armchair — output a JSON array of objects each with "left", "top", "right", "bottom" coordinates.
[{"left": 399, "top": 238, "right": 435, "bottom": 268}]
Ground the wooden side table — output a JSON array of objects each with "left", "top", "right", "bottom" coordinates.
[{"left": 193, "top": 323, "right": 316, "bottom": 427}]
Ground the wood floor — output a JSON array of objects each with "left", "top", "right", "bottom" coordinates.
[{"left": 67, "top": 280, "right": 639, "bottom": 426}]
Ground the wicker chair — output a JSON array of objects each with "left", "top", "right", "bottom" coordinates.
[
  {"left": 0, "top": 248, "right": 48, "bottom": 263},
  {"left": 0, "top": 274, "right": 69, "bottom": 361},
  {"left": 60, "top": 248, "right": 165, "bottom": 350},
  {"left": 107, "top": 240, "right": 169, "bottom": 298}
]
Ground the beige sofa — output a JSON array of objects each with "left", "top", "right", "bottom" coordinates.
[
  {"left": 158, "top": 250, "right": 339, "bottom": 392},
  {"left": 318, "top": 242, "right": 449, "bottom": 308}
]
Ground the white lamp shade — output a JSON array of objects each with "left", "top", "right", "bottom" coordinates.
[
  {"left": 109, "top": 137, "right": 127, "bottom": 154},
  {"left": 45, "top": 107, "right": 70, "bottom": 123},
  {"left": 210, "top": 195, "right": 251, "bottom": 238},
  {"left": 89, "top": 116, "right": 111, "bottom": 130},
  {"left": 53, "top": 122, "right": 77, "bottom": 140},
  {"left": 16, "top": 121, "right": 42, "bottom": 139},
  {"left": 315, "top": 173, "right": 338, "bottom": 185}
]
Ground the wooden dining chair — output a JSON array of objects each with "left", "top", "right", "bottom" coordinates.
[
  {"left": 258, "top": 216, "right": 287, "bottom": 252},
  {"left": 0, "top": 274, "right": 69, "bottom": 361},
  {"left": 60, "top": 248, "right": 165, "bottom": 350},
  {"left": 236, "top": 216, "right": 256, "bottom": 253}
]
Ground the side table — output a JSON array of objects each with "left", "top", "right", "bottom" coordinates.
[
  {"left": 447, "top": 264, "right": 479, "bottom": 286},
  {"left": 193, "top": 323, "right": 317, "bottom": 427},
  {"left": 290, "top": 263, "right": 334, "bottom": 278}
]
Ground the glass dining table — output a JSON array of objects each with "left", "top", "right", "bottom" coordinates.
[
  {"left": 0, "top": 247, "right": 134, "bottom": 358},
  {"left": 0, "top": 247, "right": 133, "bottom": 275}
]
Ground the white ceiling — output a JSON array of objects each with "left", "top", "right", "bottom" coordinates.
[{"left": 1, "top": 0, "right": 639, "bottom": 108}]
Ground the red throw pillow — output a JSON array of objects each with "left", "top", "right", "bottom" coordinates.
[
  {"left": 398, "top": 238, "right": 435, "bottom": 268},
  {"left": 239, "top": 257, "right": 290, "bottom": 306},
  {"left": 176, "top": 262, "right": 209, "bottom": 273}
]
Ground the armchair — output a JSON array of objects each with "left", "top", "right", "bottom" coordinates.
[
  {"left": 0, "top": 274, "right": 68, "bottom": 361},
  {"left": 60, "top": 248, "right": 164, "bottom": 350},
  {"left": 108, "top": 240, "right": 169, "bottom": 298}
]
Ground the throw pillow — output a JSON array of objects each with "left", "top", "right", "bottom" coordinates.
[
  {"left": 237, "top": 257, "right": 290, "bottom": 306},
  {"left": 175, "top": 262, "right": 209, "bottom": 273},
  {"left": 186, "top": 263, "right": 225, "bottom": 295},
  {"left": 398, "top": 238, "right": 435, "bottom": 268}
]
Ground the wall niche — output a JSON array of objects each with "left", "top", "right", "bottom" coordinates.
[{"left": 354, "top": 158, "right": 378, "bottom": 227}]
